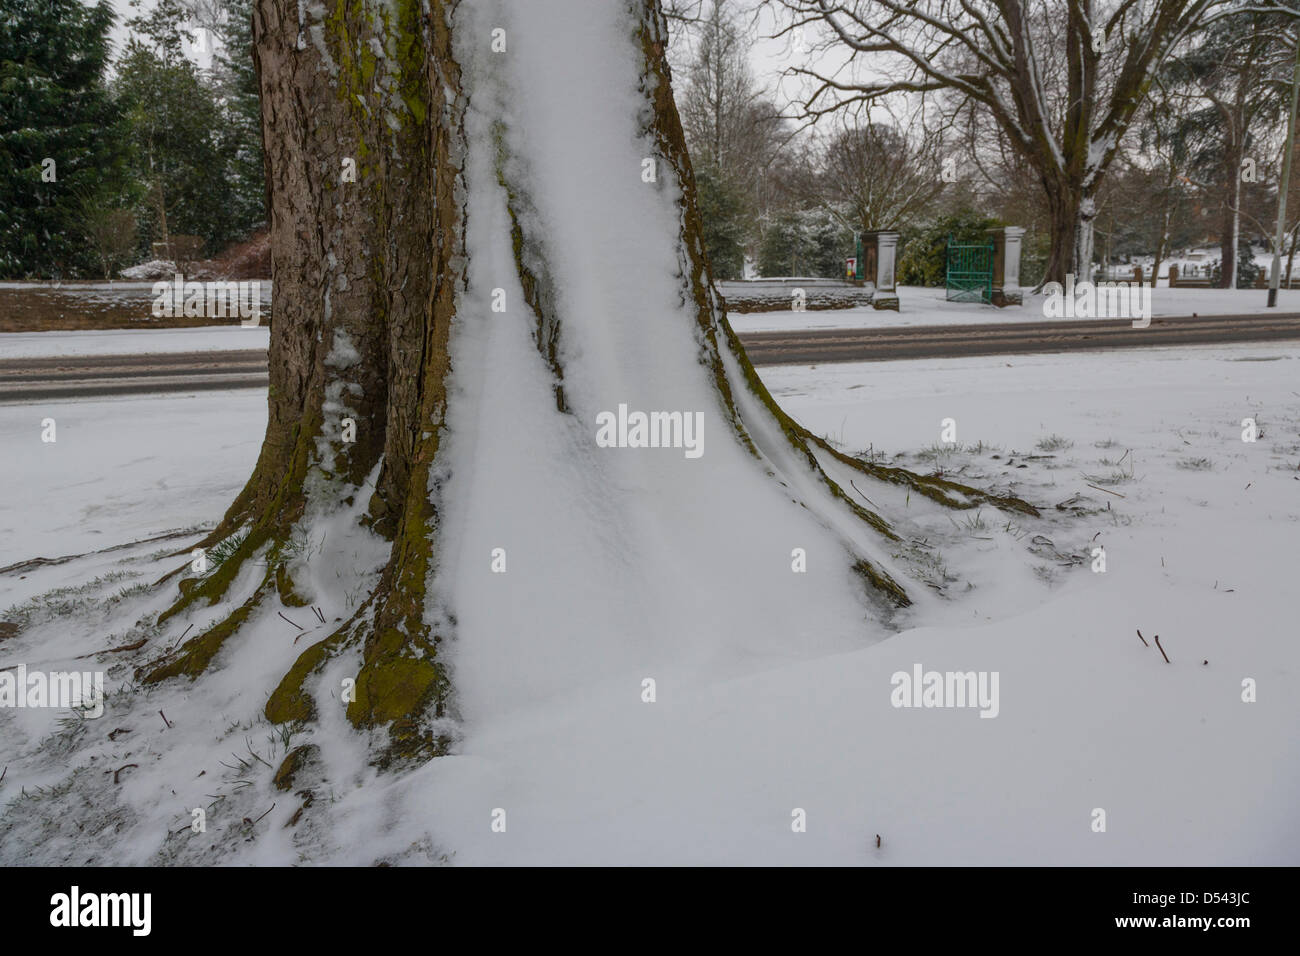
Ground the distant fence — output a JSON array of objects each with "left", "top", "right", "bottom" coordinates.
[
  {"left": 1168, "top": 265, "right": 1275, "bottom": 289},
  {"left": 1092, "top": 264, "right": 1284, "bottom": 289}
]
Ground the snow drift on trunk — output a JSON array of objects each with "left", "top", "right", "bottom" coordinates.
[{"left": 432, "top": 0, "right": 909, "bottom": 728}]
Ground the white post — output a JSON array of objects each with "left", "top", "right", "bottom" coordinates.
[
  {"left": 862, "top": 230, "right": 900, "bottom": 311},
  {"left": 987, "top": 227, "right": 1025, "bottom": 307}
]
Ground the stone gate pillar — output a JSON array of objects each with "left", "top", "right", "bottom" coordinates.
[
  {"left": 986, "top": 226, "right": 1025, "bottom": 307},
  {"left": 861, "top": 230, "right": 900, "bottom": 310}
]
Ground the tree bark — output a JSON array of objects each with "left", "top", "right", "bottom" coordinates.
[
  {"left": 144, "top": 0, "right": 465, "bottom": 763},
  {"left": 1287, "top": 223, "right": 1298, "bottom": 288},
  {"left": 1220, "top": 147, "right": 1242, "bottom": 289},
  {"left": 1044, "top": 176, "right": 1077, "bottom": 285}
]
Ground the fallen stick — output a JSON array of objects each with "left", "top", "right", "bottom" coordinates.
[
  {"left": 1154, "top": 634, "right": 1170, "bottom": 663},
  {"left": 1086, "top": 483, "right": 1125, "bottom": 498},
  {"left": 277, "top": 611, "right": 304, "bottom": 631},
  {"left": 849, "top": 479, "right": 877, "bottom": 507},
  {"left": 169, "top": 623, "right": 194, "bottom": 651},
  {"left": 75, "top": 636, "right": 148, "bottom": 659},
  {"left": 1136, "top": 629, "right": 1148, "bottom": 647},
  {"left": 111, "top": 763, "right": 139, "bottom": 784},
  {"left": 244, "top": 802, "right": 276, "bottom": 827}
]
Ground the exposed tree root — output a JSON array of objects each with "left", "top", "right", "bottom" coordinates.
[
  {"left": 265, "top": 627, "right": 351, "bottom": 724},
  {"left": 0, "top": 528, "right": 211, "bottom": 578},
  {"left": 156, "top": 528, "right": 269, "bottom": 626},
  {"left": 142, "top": 585, "right": 267, "bottom": 684},
  {"left": 804, "top": 432, "right": 1041, "bottom": 517}
]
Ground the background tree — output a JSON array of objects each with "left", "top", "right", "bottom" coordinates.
[
  {"left": 0, "top": 0, "right": 122, "bottom": 278},
  {"left": 1121, "top": 73, "right": 1202, "bottom": 284},
  {"left": 116, "top": 0, "right": 238, "bottom": 256},
  {"left": 810, "top": 119, "right": 947, "bottom": 233},
  {"left": 947, "top": 104, "right": 1053, "bottom": 285},
  {"left": 756, "top": 206, "right": 851, "bottom": 276},
  {"left": 212, "top": 0, "right": 269, "bottom": 233},
  {"left": 678, "top": 0, "right": 787, "bottom": 276},
  {"left": 1167, "top": 7, "right": 1293, "bottom": 286},
  {"left": 75, "top": 200, "right": 138, "bottom": 278},
  {"left": 693, "top": 162, "right": 750, "bottom": 276},
  {"left": 777, "top": 0, "right": 1279, "bottom": 284}
]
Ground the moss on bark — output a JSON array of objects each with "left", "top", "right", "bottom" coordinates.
[{"left": 142, "top": 589, "right": 263, "bottom": 684}]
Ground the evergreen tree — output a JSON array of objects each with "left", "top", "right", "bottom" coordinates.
[
  {"left": 0, "top": 0, "right": 122, "bottom": 277},
  {"left": 116, "top": 0, "right": 236, "bottom": 255},
  {"left": 693, "top": 161, "right": 747, "bottom": 279},
  {"left": 756, "top": 209, "right": 850, "bottom": 279},
  {"left": 213, "top": 0, "right": 266, "bottom": 234}
]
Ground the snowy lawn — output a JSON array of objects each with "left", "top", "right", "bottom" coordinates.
[
  {"left": 728, "top": 284, "right": 1300, "bottom": 333},
  {"left": 0, "top": 391, "right": 266, "bottom": 574},
  {"left": 1, "top": 341, "right": 1296, "bottom": 864}
]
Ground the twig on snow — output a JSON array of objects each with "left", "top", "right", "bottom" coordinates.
[
  {"left": 1086, "top": 483, "right": 1125, "bottom": 498},
  {"left": 244, "top": 802, "right": 276, "bottom": 827},
  {"left": 1154, "top": 634, "right": 1170, "bottom": 664},
  {"left": 849, "top": 479, "right": 877, "bottom": 507}
]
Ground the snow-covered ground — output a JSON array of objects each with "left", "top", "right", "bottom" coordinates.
[
  {"left": 728, "top": 284, "right": 1300, "bottom": 333},
  {"left": 2, "top": 340, "right": 1296, "bottom": 865},
  {"left": 0, "top": 392, "right": 265, "bottom": 573}
]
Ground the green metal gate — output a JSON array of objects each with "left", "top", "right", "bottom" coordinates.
[{"left": 945, "top": 236, "right": 994, "bottom": 303}]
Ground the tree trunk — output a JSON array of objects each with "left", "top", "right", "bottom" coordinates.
[
  {"left": 1153, "top": 228, "right": 1168, "bottom": 291},
  {"left": 139, "top": 0, "right": 1035, "bottom": 767},
  {"left": 1287, "top": 224, "right": 1298, "bottom": 288},
  {"left": 1041, "top": 181, "right": 1097, "bottom": 285},
  {"left": 1043, "top": 177, "right": 1077, "bottom": 285},
  {"left": 1073, "top": 193, "right": 1097, "bottom": 282},
  {"left": 1221, "top": 153, "right": 1241, "bottom": 289}
]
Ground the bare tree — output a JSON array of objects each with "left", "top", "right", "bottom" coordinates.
[
  {"left": 775, "top": 0, "right": 1293, "bottom": 283},
  {"left": 76, "top": 202, "right": 138, "bottom": 279},
  {"left": 679, "top": 1, "right": 787, "bottom": 189},
  {"left": 679, "top": 0, "right": 791, "bottom": 271},
  {"left": 810, "top": 117, "right": 947, "bottom": 231}
]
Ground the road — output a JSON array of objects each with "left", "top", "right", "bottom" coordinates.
[
  {"left": 738, "top": 311, "right": 1300, "bottom": 365},
  {"left": 0, "top": 350, "right": 269, "bottom": 401},
  {"left": 3, "top": 312, "right": 1300, "bottom": 400}
]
